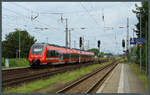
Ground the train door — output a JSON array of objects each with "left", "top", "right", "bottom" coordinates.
[{"left": 69, "top": 53, "right": 71, "bottom": 63}]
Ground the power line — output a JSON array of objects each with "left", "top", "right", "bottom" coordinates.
[
  {"left": 3, "top": 8, "right": 63, "bottom": 47},
  {"left": 3, "top": 7, "right": 30, "bottom": 19},
  {"left": 80, "top": 2, "right": 100, "bottom": 27},
  {"left": 11, "top": 3, "right": 64, "bottom": 28},
  {"left": 5, "top": 3, "right": 60, "bottom": 30},
  {"left": 12, "top": 3, "right": 34, "bottom": 12},
  {"left": 3, "top": 7, "right": 60, "bottom": 32},
  {"left": 12, "top": 3, "right": 66, "bottom": 29}
]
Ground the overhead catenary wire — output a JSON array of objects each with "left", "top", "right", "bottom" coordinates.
[
  {"left": 3, "top": 13, "right": 58, "bottom": 34},
  {"left": 11, "top": 2, "right": 101, "bottom": 29},
  {"left": 11, "top": 3, "right": 65, "bottom": 28},
  {"left": 79, "top": 2, "right": 100, "bottom": 27},
  {"left": 10, "top": 2, "right": 102, "bottom": 41},
  {"left": 3, "top": 5, "right": 60, "bottom": 31},
  {"left": 3, "top": 8, "right": 64, "bottom": 45},
  {"left": 3, "top": 7, "right": 30, "bottom": 19},
  {"left": 3, "top": 2, "right": 130, "bottom": 54},
  {"left": 12, "top": 2, "right": 70, "bottom": 19}
]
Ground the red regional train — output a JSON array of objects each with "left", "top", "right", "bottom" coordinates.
[{"left": 28, "top": 43, "right": 94, "bottom": 67}]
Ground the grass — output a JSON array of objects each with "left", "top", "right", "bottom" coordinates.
[
  {"left": 2, "top": 57, "right": 107, "bottom": 69},
  {"left": 119, "top": 58, "right": 126, "bottom": 63},
  {"left": 129, "top": 63, "right": 148, "bottom": 89},
  {"left": 94, "top": 57, "right": 106, "bottom": 61},
  {"left": 3, "top": 61, "right": 112, "bottom": 93},
  {"left": 2, "top": 58, "right": 29, "bottom": 69},
  {"left": 40, "top": 86, "right": 57, "bottom": 93}
]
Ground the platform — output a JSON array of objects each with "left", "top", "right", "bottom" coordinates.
[{"left": 96, "top": 63, "right": 147, "bottom": 93}]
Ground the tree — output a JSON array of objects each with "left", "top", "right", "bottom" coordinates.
[
  {"left": 132, "top": 2, "right": 148, "bottom": 38},
  {"left": 99, "top": 52, "right": 104, "bottom": 57},
  {"left": 2, "top": 29, "right": 37, "bottom": 58},
  {"left": 88, "top": 48, "right": 99, "bottom": 56},
  {"left": 132, "top": 2, "right": 148, "bottom": 71}
]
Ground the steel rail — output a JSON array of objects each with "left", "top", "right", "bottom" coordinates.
[
  {"left": 56, "top": 60, "right": 118, "bottom": 93},
  {"left": 3, "top": 59, "right": 109, "bottom": 88},
  {"left": 85, "top": 63, "right": 118, "bottom": 93}
]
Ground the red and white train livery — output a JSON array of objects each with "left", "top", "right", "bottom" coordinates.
[{"left": 28, "top": 43, "right": 94, "bottom": 67}]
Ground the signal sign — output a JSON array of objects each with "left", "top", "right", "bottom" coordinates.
[
  {"left": 129, "top": 38, "right": 145, "bottom": 47},
  {"left": 136, "top": 38, "right": 145, "bottom": 45},
  {"left": 138, "top": 44, "right": 143, "bottom": 47},
  {"left": 130, "top": 38, "right": 136, "bottom": 45}
]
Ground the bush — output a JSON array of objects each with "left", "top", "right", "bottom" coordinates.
[{"left": 2, "top": 58, "right": 29, "bottom": 68}]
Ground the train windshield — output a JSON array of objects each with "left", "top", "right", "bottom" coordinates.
[{"left": 31, "top": 44, "right": 44, "bottom": 55}]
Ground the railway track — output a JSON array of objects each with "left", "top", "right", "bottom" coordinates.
[
  {"left": 56, "top": 60, "right": 119, "bottom": 93},
  {"left": 2, "top": 67, "right": 31, "bottom": 75},
  {"left": 2, "top": 59, "right": 109, "bottom": 88}
]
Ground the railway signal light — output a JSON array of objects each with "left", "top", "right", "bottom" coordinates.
[
  {"left": 98, "top": 40, "right": 101, "bottom": 48},
  {"left": 122, "top": 39, "right": 125, "bottom": 48},
  {"left": 126, "top": 49, "right": 129, "bottom": 53},
  {"left": 79, "top": 37, "right": 82, "bottom": 48}
]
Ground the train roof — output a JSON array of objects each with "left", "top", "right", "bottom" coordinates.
[
  {"left": 33, "top": 43, "right": 94, "bottom": 55},
  {"left": 34, "top": 42, "right": 92, "bottom": 52}
]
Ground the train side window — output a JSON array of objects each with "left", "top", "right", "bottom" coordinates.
[
  {"left": 55, "top": 51, "right": 59, "bottom": 57},
  {"left": 51, "top": 50, "right": 58, "bottom": 57},
  {"left": 46, "top": 50, "right": 59, "bottom": 57},
  {"left": 51, "top": 50, "right": 55, "bottom": 57}
]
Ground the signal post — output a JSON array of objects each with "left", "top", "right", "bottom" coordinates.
[
  {"left": 98, "top": 40, "right": 101, "bottom": 57},
  {"left": 79, "top": 37, "right": 82, "bottom": 63}
]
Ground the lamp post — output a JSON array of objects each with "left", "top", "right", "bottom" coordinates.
[
  {"left": 15, "top": 28, "right": 21, "bottom": 60},
  {"left": 139, "top": 11, "right": 142, "bottom": 72},
  {"left": 19, "top": 29, "right": 20, "bottom": 60},
  {"left": 68, "top": 28, "right": 74, "bottom": 48}
]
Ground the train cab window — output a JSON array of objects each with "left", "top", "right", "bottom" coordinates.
[{"left": 31, "top": 44, "right": 44, "bottom": 55}]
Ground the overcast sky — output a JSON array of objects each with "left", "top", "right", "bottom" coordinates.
[{"left": 2, "top": 2, "right": 141, "bottom": 54}]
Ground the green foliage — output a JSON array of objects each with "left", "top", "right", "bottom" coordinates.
[
  {"left": 4, "top": 61, "right": 111, "bottom": 93},
  {"left": 2, "top": 29, "right": 37, "bottom": 58},
  {"left": 2, "top": 58, "right": 29, "bottom": 69},
  {"left": 129, "top": 63, "right": 148, "bottom": 89},
  {"left": 88, "top": 48, "right": 99, "bottom": 56},
  {"left": 128, "top": 46, "right": 138, "bottom": 63},
  {"left": 132, "top": 2, "right": 148, "bottom": 67},
  {"left": 2, "top": 58, "right": 6, "bottom": 67},
  {"left": 132, "top": 2, "right": 148, "bottom": 38},
  {"left": 99, "top": 52, "right": 104, "bottom": 57}
]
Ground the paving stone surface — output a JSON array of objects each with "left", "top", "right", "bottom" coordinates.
[
  {"left": 97, "top": 64, "right": 121, "bottom": 93},
  {"left": 97, "top": 63, "right": 147, "bottom": 93}
]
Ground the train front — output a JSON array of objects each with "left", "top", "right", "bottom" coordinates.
[{"left": 28, "top": 43, "right": 46, "bottom": 67}]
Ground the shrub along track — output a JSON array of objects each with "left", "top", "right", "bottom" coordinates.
[
  {"left": 56, "top": 60, "right": 119, "bottom": 93},
  {"left": 2, "top": 59, "right": 109, "bottom": 89}
]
